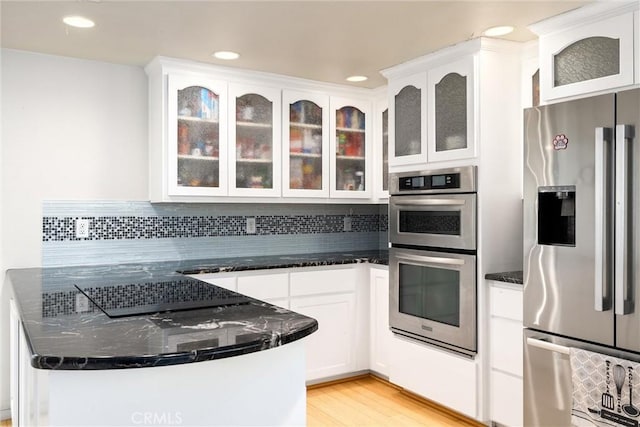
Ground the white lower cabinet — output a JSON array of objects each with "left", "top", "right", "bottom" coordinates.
[
  {"left": 369, "top": 266, "right": 392, "bottom": 377},
  {"left": 237, "top": 272, "right": 289, "bottom": 308},
  {"left": 10, "top": 299, "right": 47, "bottom": 427},
  {"left": 489, "top": 281, "right": 523, "bottom": 427},
  {"left": 388, "top": 334, "right": 478, "bottom": 419},
  {"left": 290, "top": 292, "right": 356, "bottom": 381},
  {"left": 192, "top": 265, "right": 365, "bottom": 382}
]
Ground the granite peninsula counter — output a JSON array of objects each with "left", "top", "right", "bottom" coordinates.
[{"left": 6, "top": 250, "right": 386, "bottom": 427}]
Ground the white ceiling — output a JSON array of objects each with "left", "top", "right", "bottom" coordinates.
[{"left": 1, "top": 1, "right": 589, "bottom": 88}]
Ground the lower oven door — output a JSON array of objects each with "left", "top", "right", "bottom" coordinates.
[{"left": 389, "top": 247, "right": 476, "bottom": 356}]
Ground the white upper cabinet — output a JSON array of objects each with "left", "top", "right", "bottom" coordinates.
[
  {"left": 282, "top": 90, "right": 330, "bottom": 198},
  {"left": 167, "top": 74, "right": 228, "bottom": 197},
  {"left": 228, "top": 84, "right": 282, "bottom": 197},
  {"left": 530, "top": 2, "right": 639, "bottom": 102},
  {"left": 388, "top": 73, "right": 427, "bottom": 167},
  {"left": 427, "top": 57, "right": 475, "bottom": 162},
  {"left": 382, "top": 38, "right": 519, "bottom": 172},
  {"left": 329, "top": 96, "right": 372, "bottom": 199},
  {"left": 373, "top": 95, "right": 389, "bottom": 200}
]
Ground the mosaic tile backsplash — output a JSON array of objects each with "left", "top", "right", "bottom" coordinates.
[
  {"left": 43, "top": 214, "right": 385, "bottom": 241},
  {"left": 42, "top": 201, "right": 388, "bottom": 267}
]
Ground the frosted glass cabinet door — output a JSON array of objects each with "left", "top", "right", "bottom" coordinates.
[
  {"left": 228, "top": 84, "right": 281, "bottom": 197},
  {"left": 282, "top": 90, "right": 330, "bottom": 198},
  {"left": 538, "top": 12, "right": 635, "bottom": 101},
  {"left": 330, "top": 97, "right": 371, "bottom": 198},
  {"left": 168, "top": 74, "right": 228, "bottom": 197},
  {"left": 427, "top": 57, "right": 475, "bottom": 162},
  {"left": 389, "top": 73, "right": 427, "bottom": 167}
]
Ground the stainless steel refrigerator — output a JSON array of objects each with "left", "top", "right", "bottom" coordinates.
[{"left": 523, "top": 88, "right": 640, "bottom": 426}]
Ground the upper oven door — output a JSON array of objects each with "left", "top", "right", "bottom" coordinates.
[{"left": 389, "top": 193, "right": 476, "bottom": 250}]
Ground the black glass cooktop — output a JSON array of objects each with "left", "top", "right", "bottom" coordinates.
[{"left": 75, "top": 278, "right": 251, "bottom": 318}]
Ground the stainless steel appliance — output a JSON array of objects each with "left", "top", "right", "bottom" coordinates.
[
  {"left": 523, "top": 88, "right": 640, "bottom": 426},
  {"left": 389, "top": 166, "right": 477, "bottom": 357}
]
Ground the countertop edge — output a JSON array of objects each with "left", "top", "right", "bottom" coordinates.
[
  {"left": 30, "top": 321, "right": 319, "bottom": 370},
  {"left": 484, "top": 270, "right": 523, "bottom": 285}
]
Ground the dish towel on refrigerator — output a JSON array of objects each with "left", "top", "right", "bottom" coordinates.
[{"left": 571, "top": 348, "right": 640, "bottom": 427}]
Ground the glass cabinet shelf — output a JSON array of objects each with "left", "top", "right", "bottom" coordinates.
[
  {"left": 235, "top": 158, "right": 272, "bottom": 163},
  {"left": 177, "top": 154, "right": 219, "bottom": 161},
  {"left": 236, "top": 121, "right": 272, "bottom": 128},
  {"left": 290, "top": 152, "right": 322, "bottom": 158},
  {"left": 178, "top": 115, "right": 219, "bottom": 124},
  {"left": 290, "top": 122, "right": 322, "bottom": 130}
]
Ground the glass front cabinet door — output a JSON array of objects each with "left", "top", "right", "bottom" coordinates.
[
  {"left": 427, "top": 57, "right": 475, "bottom": 162},
  {"left": 168, "top": 74, "right": 228, "bottom": 196},
  {"left": 228, "top": 84, "right": 281, "bottom": 197},
  {"left": 330, "top": 97, "right": 371, "bottom": 198},
  {"left": 388, "top": 73, "right": 427, "bottom": 167},
  {"left": 374, "top": 98, "right": 389, "bottom": 199},
  {"left": 536, "top": 11, "right": 635, "bottom": 101},
  {"left": 282, "top": 90, "right": 330, "bottom": 198}
]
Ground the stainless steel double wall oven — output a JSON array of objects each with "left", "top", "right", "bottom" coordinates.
[{"left": 389, "top": 166, "right": 477, "bottom": 357}]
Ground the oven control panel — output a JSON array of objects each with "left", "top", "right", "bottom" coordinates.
[
  {"left": 398, "top": 173, "right": 460, "bottom": 191},
  {"left": 390, "top": 166, "right": 476, "bottom": 195}
]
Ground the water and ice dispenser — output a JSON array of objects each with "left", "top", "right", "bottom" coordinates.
[{"left": 537, "top": 186, "right": 576, "bottom": 246}]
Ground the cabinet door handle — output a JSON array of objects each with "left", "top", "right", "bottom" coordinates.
[{"left": 526, "top": 337, "right": 570, "bottom": 355}]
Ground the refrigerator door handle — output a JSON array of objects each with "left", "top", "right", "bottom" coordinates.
[
  {"left": 595, "top": 127, "right": 613, "bottom": 311},
  {"left": 615, "top": 124, "right": 634, "bottom": 316},
  {"left": 526, "top": 337, "right": 571, "bottom": 355}
]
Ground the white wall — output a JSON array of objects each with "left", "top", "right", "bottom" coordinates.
[{"left": 0, "top": 49, "right": 148, "bottom": 417}]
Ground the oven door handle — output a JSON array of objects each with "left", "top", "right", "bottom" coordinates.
[
  {"left": 396, "top": 253, "right": 466, "bottom": 266},
  {"left": 392, "top": 198, "right": 466, "bottom": 207}
]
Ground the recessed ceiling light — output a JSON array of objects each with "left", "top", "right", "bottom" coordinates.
[
  {"left": 346, "top": 75, "right": 368, "bottom": 83},
  {"left": 483, "top": 26, "right": 514, "bottom": 37},
  {"left": 63, "top": 16, "right": 95, "bottom": 28},
  {"left": 213, "top": 51, "right": 240, "bottom": 60}
]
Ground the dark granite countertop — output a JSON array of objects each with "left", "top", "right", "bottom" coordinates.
[
  {"left": 7, "top": 250, "right": 387, "bottom": 371},
  {"left": 484, "top": 270, "right": 523, "bottom": 285}
]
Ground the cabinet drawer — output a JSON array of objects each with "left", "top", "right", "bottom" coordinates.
[
  {"left": 237, "top": 273, "right": 289, "bottom": 300},
  {"left": 491, "top": 370, "right": 523, "bottom": 427},
  {"left": 490, "top": 317, "right": 523, "bottom": 377},
  {"left": 388, "top": 335, "right": 477, "bottom": 419},
  {"left": 490, "top": 285, "right": 523, "bottom": 321},
  {"left": 290, "top": 268, "right": 356, "bottom": 296}
]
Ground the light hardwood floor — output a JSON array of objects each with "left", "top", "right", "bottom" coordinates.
[
  {"left": 308, "top": 375, "right": 482, "bottom": 427},
  {"left": 0, "top": 375, "right": 481, "bottom": 427}
]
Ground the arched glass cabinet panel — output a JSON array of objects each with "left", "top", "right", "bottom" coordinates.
[
  {"left": 435, "top": 73, "right": 467, "bottom": 153},
  {"left": 553, "top": 37, "right": 620, "bottom": 87},
  {"left": 382, "top": 108, "right": 389, "bottom": 192},
  {"left": 234, "top": 93, "right": 274, "bottom": 189},
  {"left": 289, "top": 100, "right": 323, "bottom": 190},
  {"left": 394, "top": 86, "right": 421, "bottom": 157},
  {"left": 176, "top": 85, "right": 221, "bottom": 189},
  {"left": 427, "top": 57, "right": 474, "bottom": 162},
  {"left": 335, "top": 106, "right": 366, "bottom": 192}
]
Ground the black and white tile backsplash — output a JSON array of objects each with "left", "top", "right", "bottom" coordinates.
[
  {"left": 42, "top": 201, "right": 388, "bottom": 266},
  {"left": 43, "top": 213, "right": 387, "bottom": 242}
]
